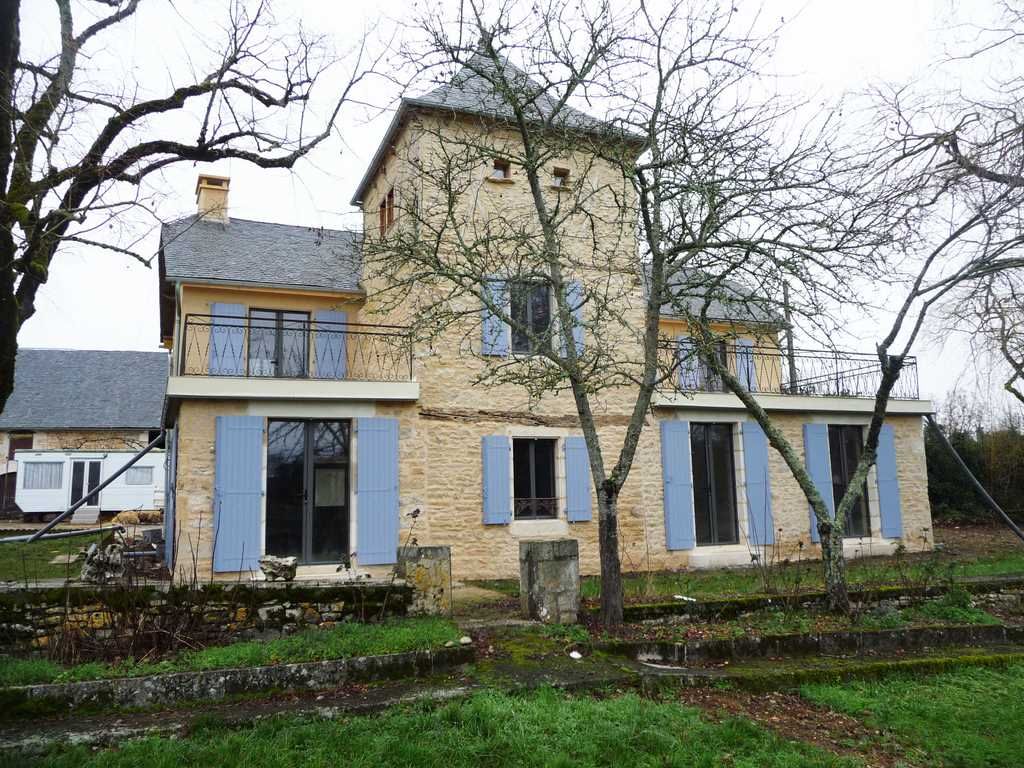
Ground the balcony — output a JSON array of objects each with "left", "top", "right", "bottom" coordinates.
[
  {"left": 657, "top": 341, "right": 921, "bottom": 403},
  {"left": 166, "top": 314, "right": 417, "bottom": 404}
]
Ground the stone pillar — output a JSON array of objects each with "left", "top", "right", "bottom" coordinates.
[
  {"left": 396, "top": 546, "right": 452, "bottom": 616},
  {"left": 519, "top": 539, "right": 580, "bottom": 624}
]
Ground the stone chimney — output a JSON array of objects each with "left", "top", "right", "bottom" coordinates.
[{"left": 195, "top": 174, "right": 230, "bottom": 222}]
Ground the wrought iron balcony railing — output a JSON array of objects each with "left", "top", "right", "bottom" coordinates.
[
  {"left": 179, "top": 314, "right": 414, "bottom": 382},
  {"left": 658, "top": 340, "right": 920, "bottom": 400}
]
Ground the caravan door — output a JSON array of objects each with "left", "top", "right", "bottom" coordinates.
[{"left": 70, "top": 460, "right": 102, "bottom": 508}]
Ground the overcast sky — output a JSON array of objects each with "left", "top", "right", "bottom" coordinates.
[{"left": 16, "top": 0, "right": 1008, "bottom": 407}]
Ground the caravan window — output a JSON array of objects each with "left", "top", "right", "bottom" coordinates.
[
  {"left": 125, "top": 466, "right": 154, "bottom": 486},
  {"left": 23, "top": 462, "right": 63, "bottom": 490}
]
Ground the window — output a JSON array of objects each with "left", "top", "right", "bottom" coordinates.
[
  {"left": 125, "top": 466, "right": 154, "bottom": 486},
  {"left": 23, "top": 462, "right": 62, "bottom": 490},
  {"left": 700, "top": 342, "right": 728, "bottom": 392},
  {"left": 378, "top": 188, "right": 395, "bottom": 234},
  {"left": 552, "top": 167, "right": 570, "bottom": 188},
  {"left": 828, "top": 424, "right": 871, "bottom": 538},
  {"left": 491, "top": 159, "right": 511, "bottom": 180},
  {"left": 248, "top": 309, "right": 309, "bottom": 378},
  {"left": 510, "top": 281, "right": 551, "bottom": 354},
  {"left": 690, "top": 423, "right": 739, "bottom": 545},
  {"left": 7, "top": 433, "right": 32, "bottom": 460},
  {"left": 513, "top": 438, "right": 557, "bottom": 519}
]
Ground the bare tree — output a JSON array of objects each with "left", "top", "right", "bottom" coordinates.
[
  {"left": 0, "top": 0, "right": 374, "bottom": 412},
  {"left": 365, "top": 0, "right": 927, "bottom": 620}
]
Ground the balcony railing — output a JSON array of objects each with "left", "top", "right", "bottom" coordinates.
[
  {"left": 658, "top": 341, "right": 920, "bottom": 400},
  {"left": 179, "top": 314, "right": 414, "bottom": 382}
]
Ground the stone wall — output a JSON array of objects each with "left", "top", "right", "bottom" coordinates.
[
  {"left": 0, "top": 582, "right": 412, "bottom": 654},
  {"left": 396, "top": 545, "right": 452, "bottom": 616}
]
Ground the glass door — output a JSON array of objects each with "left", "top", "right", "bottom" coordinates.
[
  {"left": 266, "top": 420, "right": 351, "bottom": 564},
  {"left": 828, "top": 424, "right": 871, "bottom": 538},
  {"left": 248, "top": 310, "right": 309, "bottom": 378},
  {"left": 70, "top": 460, "right": 102, "bottom": 507}
]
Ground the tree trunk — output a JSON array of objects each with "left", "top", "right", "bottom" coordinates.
[
  {"left": 820, "top": 523, "right": 850, "bottom": 612},
  {"left": 597, "top": 485, "right": 624, "bottom": 626},
  {"left": 0, "top": 240, "right": 19, "bottom": 415}
]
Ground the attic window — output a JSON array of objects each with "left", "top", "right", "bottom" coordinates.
[
  {"left": 552, "top": 168, "right": 570, "bottom": 188},
  {"left": 491, "top": 159, "right": 511, "bottom": 180},
  {"left": 378, "top": 187, "right": 396, "bottom": 234}
]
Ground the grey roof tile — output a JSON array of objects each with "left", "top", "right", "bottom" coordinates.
[
  {"left": 161, "top": 216, "right": 363, "bottom": 292},
  {"left": 0, "top": 349, "right": 168, "bottom": 430}
]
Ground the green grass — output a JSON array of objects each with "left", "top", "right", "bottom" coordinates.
[
  {"left": 27, "top": 688, "right": 857, "bottom": 767},
  {"left": 0, "top": 530, "right": 109, "bottom": 582},
  {"left": 0, "top": 617, "right": 461, "bottom": 686},
  {"left": 801, "top": 662, "right": 1024, "bottom": 767}
]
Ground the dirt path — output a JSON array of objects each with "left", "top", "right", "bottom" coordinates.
[{"left": 676, "top": 687, "right": 909, "bottom": 768}]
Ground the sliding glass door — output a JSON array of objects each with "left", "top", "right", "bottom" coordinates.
[{"left": 266, "top": 420, "right": 351, "bottom": 564}]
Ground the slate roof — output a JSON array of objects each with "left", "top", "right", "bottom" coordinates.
[
  {"left": 351, "top": 53, "right": 643, "bottom": 205},
  {"left": 650, "top": 267, "right": 781, "bottom": 325},
  {"left": 160, "top": 216, "right": 363, "bottom": 292},
  {"left": 0, "top": 349, "right": 168, "bottom": 431}
]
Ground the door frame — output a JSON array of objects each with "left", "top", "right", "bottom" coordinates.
[{"left": 265, "top": 419, "right": 352, "bottom": 565}]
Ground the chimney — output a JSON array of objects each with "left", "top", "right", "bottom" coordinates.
[{"left": 195, "top": 174, "right": 230, "bottom": 222}]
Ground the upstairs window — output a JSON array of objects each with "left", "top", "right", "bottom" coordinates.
[
  {"left": 552, "top": 167, "right": 570, "bottom": 188},
  {"left": 513, "top": 438, "right": 557, "bottom": 519},
  {"left": 491, "top": 159, "right": 511, "bottom": 180},
  {"left": 378, "top": 187, "right": 395, "bottom": 234},
  {"left": 510, "top": 281, "right": 551, "bottom": 354},
  {"left": 7, "top": 433, "right": 32, "bottom": 460}
]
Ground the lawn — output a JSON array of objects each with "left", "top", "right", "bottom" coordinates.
[
  {"left": 0, "top": 529, "right": 109, "bottom": 583},
  {"left": 27, "top": 688, "right": 856, "bottom": 768},
  {"left": 0, "top": 617, "right": 461, "bottom": 686},
  {"left": 801, "top": 662, "right": 1024, "bottom": 767}
]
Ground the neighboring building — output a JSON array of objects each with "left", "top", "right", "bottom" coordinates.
[
  {"left": 0, "top": 348, "right": 168, "bottom": 518},
  {"left": 161, "top": 59, "right": 934, "bottom": 583}
]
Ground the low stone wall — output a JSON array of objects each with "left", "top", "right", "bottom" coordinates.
[
  {"left": 0, "top": 581, "right": 413, "bottom": 653},
  {"left": 3, "top": 645, "right": 475, "bottom": 712}
]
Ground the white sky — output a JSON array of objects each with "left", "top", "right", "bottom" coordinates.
[{"left": 16, "top": 0, "right": 1010, "bottom": 406}]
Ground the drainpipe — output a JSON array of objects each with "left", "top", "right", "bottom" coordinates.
[{"left": 782, "top": 281, "right": 798, "bottom": 393}]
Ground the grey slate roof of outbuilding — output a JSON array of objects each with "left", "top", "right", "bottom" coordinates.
[
  {"left": 160, "top": 216, "right": 363, "bottom": 292},
  {"left": 351, "top": 53, "right": 643, "bottom": 205},
  {"left": 0, "top": 349, "right": 168, "bottom": 431}
]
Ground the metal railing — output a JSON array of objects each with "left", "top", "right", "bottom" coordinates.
[
  {"left": 658, "top": 341, "right": 920, "bottom": 400},
  {"left": 514, "top": 497, "right": 558, "bottom": 520},
  {"left": 179, "top": 314, "right": 414, "bottom": 382}
]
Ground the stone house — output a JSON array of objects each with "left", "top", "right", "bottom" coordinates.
[
  {"left": 0, "top": 348, "right": 168, "bottom": 517},
  {"left": 160, "top": 57, "right": 934, "bottom": 583}
]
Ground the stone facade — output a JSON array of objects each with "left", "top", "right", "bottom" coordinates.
[{"left": 166, "top": 92, "right": 935, "bottom": 585}]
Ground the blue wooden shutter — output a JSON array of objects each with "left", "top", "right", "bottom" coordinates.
[
  {"left": 356, "top": 417, "right": 400, "bottom": 565},
  {"left": 561, "top": 281, "right": 585, "bottom": 358},
  {"left": 742, "top": 421, "right": 774, "bottom": 546},
  {"left": 803, "top": 423, "right": 835, "bottom": 543},
  {"left": 736, "top": 339, "right": 758, "bottom": 392},
  {"left": 164, "top": 428, "right": 177, "bottom": 568},
  {"left": 209, "top": 303, "right": 246, "bottom": 375},
  {"left": 482, "top": 435, "right": 512, "bottom": 524},
  {"left": 213, "top": 416, "right": 264, "bottom": 572},
  {"left": 564, "top": 436, "right": 592, "bottom": 522},
  {"left": 660, "top": 420, "right": 695, "bottom": 550},
  {"left": 677, "top": 337, "right": 702, "bottom": 390},
  {"left": 314, "top": 310, "right": 347, "bottom": 379},
  {"left": 481, "top": 279, "right": 510, "bottom": 356},
  {"left": 877, "top": 424, "right": 903, "bottom": 538}
]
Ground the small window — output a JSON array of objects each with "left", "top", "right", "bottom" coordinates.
[
  {"left": 552, "top": 168, "right": 570, "bottom": 188},
  {"left": 491, "top": 159, "right": 511, "bottom": 180},
  {"left": 8, "top": 433, "right": 32, "bottom": 460},
  {"left": 691, "top": 423, "right": 739, "bottom": 545},
  {"left": 510, "top": 281, "right": 552, "bottom": 354},
  {"left": 23, "top": 462, "right": 63, "bottom": 490},
  {"left": 378, "top": 187, "right": 396, "bottom": 234},
  {"left": 125, "top": 466, "right": 154, "bottom": 486},
  {"left": 513, "top": 438, "right": 557, "bottom": 519}
]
